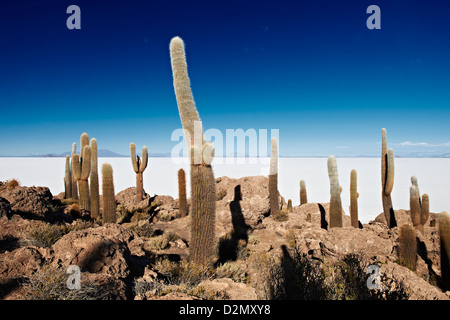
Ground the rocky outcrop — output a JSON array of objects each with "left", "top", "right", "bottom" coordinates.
[
  {"left": 51, "top": 224, "right": 136, "bottom": 278},
  {"left": 0, "top": 186, "right": 60, "bottom": 219}
]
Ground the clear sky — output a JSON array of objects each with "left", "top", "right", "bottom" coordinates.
[{"left": 0, "top": 0, "right": 449, "bottom": 157}]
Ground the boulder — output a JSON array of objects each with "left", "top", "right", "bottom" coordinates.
[
  {"left": 51, "top": 224, "right": 137, "bottom": 279},
  {"left": 198, "top": 278, "right": 257, "bottom": 300},
  {"left": 214, "top": 176, "right": 284, "bottom": 231},
  {"left": 0, "top": 186, "right": 58, "bottom": 219},
  {"left": 115, "top": 187, "right": 151, "bottom": 213}
]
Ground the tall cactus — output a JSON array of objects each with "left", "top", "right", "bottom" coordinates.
[
  {"left": 130, "top": 143, "right": 148, "bottom": 203},
  {"left": 269, "top": 137, "right": 279, "bottom": 216},
  {"left": 72, "top": 145, "right": 91, "bottom": 211},
  {"left": 439, "top": 212, "right": 450, "bottom": 291},
  {"left": 350, "top": 169, "right": 359, "bottom": 228},
  {"left": 102, "top": 163, "right": 116, "bottom": 223},
  {"left": 287, "top": 199, "right": 293, "bottom": 213},
  {"left": 71, "top": 142, "right": 78, "bottom": 199},
  {"left": 170, "top": 36, "right": 216, "bottom": 267},
  {"left": 410, "top": 181, "right": 430, "bottom": 235},
  {"left": 381, "top": 128, "right": 397, "bottom": 228},
  {"left": 64, "top": 155, "right": 72, "bottom": 199},
  {"left": 90, "top": 138, "right": 100, "bottom": 220},
  {"left": 178, "top": 168, "right": 188, "bottom": 217},
  {"left": 409, "top": 176, "right": 429, "bottom": 234},
  {"left": 328, "top": 155, "right": 342, "bottom": 228},
  {"left": 438, "top": 211, "right": 450, "bottom": 291},
  {"left": 80, "top": 132, "right": 89, "bottom": 161},
  {"left": 299, "top": 179, "right": 307, "bottom": 205},
  {"left": 398, "top": 224, "right": 417, "bottom": 271}
]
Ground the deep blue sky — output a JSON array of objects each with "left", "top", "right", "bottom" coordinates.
[{"left": 0, "top": 0, "right": 449, "bottom": 157}]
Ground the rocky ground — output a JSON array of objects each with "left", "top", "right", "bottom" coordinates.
[{"left": 0, "top": 176, "right": 449, "bottom": 300}]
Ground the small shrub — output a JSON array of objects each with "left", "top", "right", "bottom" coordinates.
[
  {"left": 6, "top": 179, "right": 20, "bottom": 190},
  {"left": 26, "top": 223, "right": 71, "bottom": 248},
  {"left": 147, "top": 235, "right": 169, "bottom": 251},
  {"left": 153, "top": 259, "right": 214, "bottom": 287},
  {"left": 248, "top": 234, "right": 260, "bottom": 245},
  {"left": 273, "top": 208, "right": 289, "bottom": 222},
  {"left": 216, "top": 262, "right": 247, "bottom": 283},
  {"left": 19, "top": 264, "right": 102, "bottom": 300},
  {"left": 131, "top": 222, "right": 155, "bottom": 238}
]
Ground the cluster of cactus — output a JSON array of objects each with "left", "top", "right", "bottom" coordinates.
[
  {"left": 269, "top": 137, "right": 279, "bottom": 216},
  {"left": 381, "top": 128, "right": 397, "bottom": 228},
  {"left": 409, "top": 176, "right": 429, "bottom": 234},
  {"left": 170, "top": 36, "right": 216, "bottom": 267},
  {"left": 130, "top": 143, "right": 148, "bottom": 203},
  {"left": 64, "top": 132, "right": 115, "bottom": 224},
  {"left": 72, "top": 133, "right": 91, "bottom": 212}
]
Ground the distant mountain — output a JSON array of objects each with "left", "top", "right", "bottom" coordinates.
[{"left": 3, "top": 149, "right": 127, "bottom": 158}]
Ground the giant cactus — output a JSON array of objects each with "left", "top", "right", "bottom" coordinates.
[
  {"left": 439, "top": 212, "right": 450, "bottom": 291},
  {"left": 71, "top": 142, "right": 78, "bottom": 199},
  {"left": 299, "top": 179, "right": 307, "bottom": 205},
  {"left": 178, "top": 168, "right": 188, "bottom": 217},
  {"left": 350, "top": 169, "right": 359, "bottom": 228},
  {"left": 64, "top": 155, "right": 72, "bottom": 199},
  {"left": 409, "top": 176, "right": 429, "bottom": 234},
  {"left": 130, "top": 143, "right": 148, "bottom": 203},
  {"left": 72, "top": 145, "right": 91, "bottom": 211},
  {"left": 398, "top": 224, "right": 417, "bottom": 271},
  {"left": 102, "top": 163, "right": 116, "bottom": 223},
  {"left": 328, "top": 155, "right": 342, "bottom": 228},
  {"left": 381, "top": 128, "right": 397, "bottom": 228},
  {"left": 409, "top": 177, "right": 429, "bottom": 235},
  {"left": 269, "top": 137, "right": 279, "bottom": 216},
  {"left": 90, "top": 138, "right": 100, "bottom": 219},
  {"left": 170, "top": 36, "right": 216, "bottom": 266}
]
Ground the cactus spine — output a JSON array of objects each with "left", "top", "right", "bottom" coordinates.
[
  {"left": 170, "top": 36, "right": 216, "bottom": 266},
  {"left": 398, "top": 224, "right": 417, "bottom": 271},
  {"left": 328, "top": 155, "right": 342, "bottom": 228},
  {"left": 350, "top": 169, "right": 359, "bottom": 228},
  {"left": 90, "top": 138, "right": 100, "bottom": 219},
  {"left": 101, "top": 163, "right": 116, "bottom": 223},
  {"left": 178, "top": 168, "right": 188, "bottom": 217},
  {"left": 64, "top": 155, "right": 72, "bottom": 199},
  {"left": 300, "top": 179, "right": 307, "bottom": 205},
  {"left": 381, "top": 128, "right": 397, "bottom": 228},
  {"left": 72, "top": 145, "right": 91, "bottom": 211},
  {"left": 71, "top": 142, "right": 78, "bottom": 199},
  {"left": 439, "top": 212, "right": 450, "bottom": 291},
  {"left": 130, "top": 143, "right": 148, "bottom": 203},
  {"left": 269, "top": 137, "right": 279, "bottom": 216}
]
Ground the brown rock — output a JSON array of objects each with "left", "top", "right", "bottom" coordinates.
[
  {"left": 51, "top": 224, "right": 136, "bottom": 278},
  {"left": 198, "top": 278, "right": 257, "bottom": 300},
  {"left": 0, "top": 186, "right": 58, "bottom": 219}
]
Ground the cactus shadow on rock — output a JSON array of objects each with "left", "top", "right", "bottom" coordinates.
[{"left": 216, "top": 185, "right": 250, "bottom": 265}]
